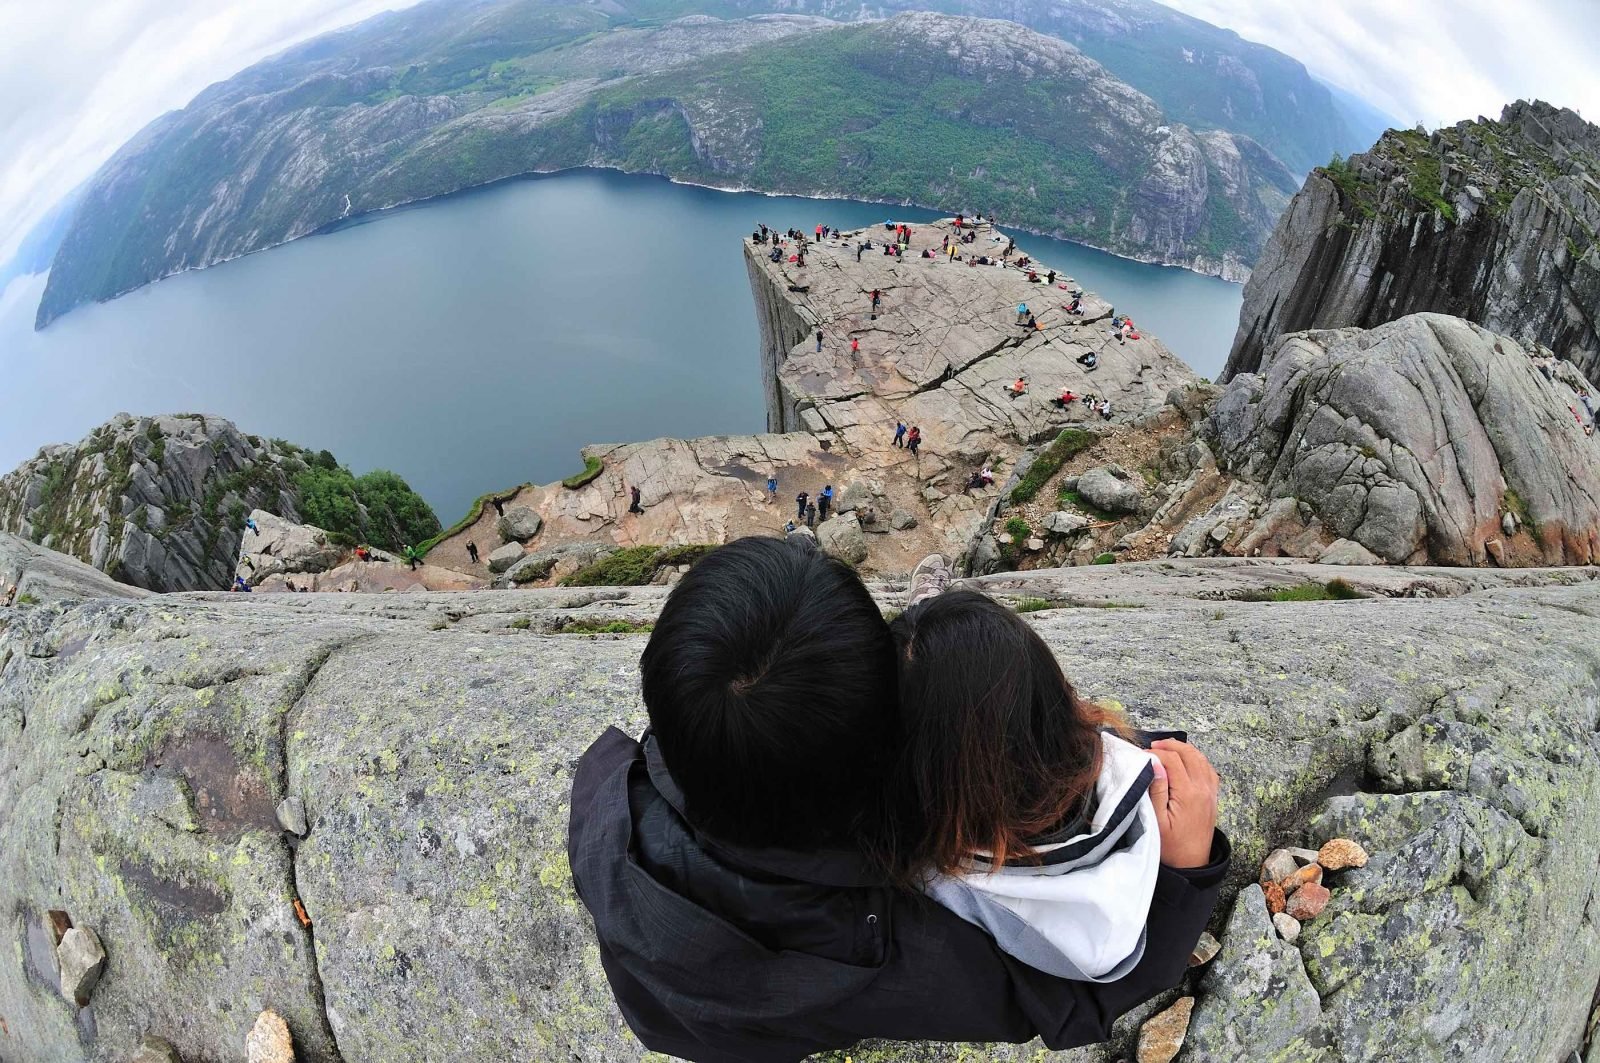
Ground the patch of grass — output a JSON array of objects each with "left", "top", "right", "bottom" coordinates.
[
  {"left": 1010, "top": 429, "right": 1097, "bottom": 504},
  {"left": 559, "top": 543, "right": 716, "bottom": 587},
  {"left": 1234, "top": 581, "right": 1369, "bottom": 603},
  {"left": 1090, "top": 553, "right": 1115, "bottom": 565},
  {"left": 508, "top": 616, "right": 532, "bottom": 630},
  {"left": 1502, "top": 489, "right": 1535, "bottom": 533},
  {"left": 1004, "top": 517, "right": 1032, "bottom": 540},
  {"left": 552, "top": 618, "right": 655, "bottom": 635},
  {"left": 16, "top": 593, "right": 39, "bottom": 606},
  {"left": 561, "top": 455, "right": 604, "bottom": 490},
  {"left": 1015, "top": 597, "right": 1054, "bottom": 613},
  {"left": 1058, "top": 489, "right": 1114, "bottom": 522}
]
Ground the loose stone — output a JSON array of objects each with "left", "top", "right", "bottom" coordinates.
[
  {"left": 1318, "top": 837, "right": 1369, "bottom": 871},
  {"left": 1286, "top": 846, "right": 1321, "bottom": 865},
  {"left": 247, "top": 1010, "right": 295, "bottom": 1063},
  {"left": 1260, "top": 848, "right": 1298, "bottom": 885},
  {"left": 56, "top": 926, "right": 105, "bottom": 1006},
  {"left": 1136, "top": 995, "right": 1194, "bottom": 1063},
  {"left": 1188, "top": 931, "right": 1221, "bottom": 967},
  {"left": 1280, "top": 862, "right": 1323, "bottom": 896},
  {"left": 1263, "top": 880, "right": 1287, "bottom": 916},
  {"left": 1285, "top": 881, "right": 1331, "bottom": 921},
  {"left": 277, "top": 796, "right": 307, "bottom": 836},
  {"left": 1272, "top": 912, "right": 1302, "bottom": 944},
  {"left": 129, "top": 1034, "right": 182, "bottom": 1063}
]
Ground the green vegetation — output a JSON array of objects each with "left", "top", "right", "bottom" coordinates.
[
  {"left": 1011, "top": 430, "right": 1097, "bottom": 504},
  {"left": 552, "top": 618, "right": 655, "bottom": 634},
  {"left": 559, "top": 543, "right": 716, "bottom": 586},
  {"left": 1321, "top": 154, "right": 1377, "bottom": 219},
  {"left": 1233, "top": 580, "right": 1368, "bottom": 603},
  {"left": 295, "top": 455, "right": 440, "bottom": 553},
  {"left": 561, "top": 455, "right": 604, "bottom": 490},
  {"left": 16, "top": 593, "right": 38, "bottom": 606},
  {"left": 1090, "top": 552, "right": 1115, "bottom": 565},
  {"left": 1502, "top": 489, "right": 1535, "bottom": 533},
  {"left": 1015, "top": 597, "right": 1054, "bottom": 613},
  {"left": 1405, "top": 153, "right": 1456, "bottom": 223},
  {"left": 508, "top": 616, "right": 533, "bottom": 630}
]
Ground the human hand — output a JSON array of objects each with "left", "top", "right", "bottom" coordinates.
[{"left": 1147, "top": 739, "right": 1220, "bottom": 869}]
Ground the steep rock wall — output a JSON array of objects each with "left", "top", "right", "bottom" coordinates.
[
  {"left": 744, "top": 243, "right": 816, "bottom": 432},
  {"left": 1210, "top": 314, "right": 1600, "bottom": 566},
  {"left": 1225, "top": 100, "right": 1600, "bottom": 383},
  {"left": 4, "top": 535, "right": 1600, "bottom": 1062}
]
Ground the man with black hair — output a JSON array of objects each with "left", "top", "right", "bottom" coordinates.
[{"left": 568, "top": 536, "right": 1230, "bottom": 1063}]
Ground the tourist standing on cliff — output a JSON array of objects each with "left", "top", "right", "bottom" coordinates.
[
  {"left": 629, "top": 486, "right": 645, "bottom": 515},
  {"left": 766, "top": 475, "right": 778, "bottom": 504},
  {"left": 796, "top": 491, "right": 809, "bottom": 521},
  {"left": 806, "top": 499, "right": 818, "bottom": 528},
  {"left": 816, "top": 330, "right": 824, "bottom": 352},
  {"left": 908, "top": 426, "right": 922, "bottom": 455},
  {"left": 893, "top": 421, "right": 907, "bottom": 448},
  {"left": 851, "top": 337, "right": 860, "bottom": 356},
  {"left": 467, "top": 541, "right": 480, "bottom": 565},
  {"left": 819, "top": 486, "right": 834, "bottom": 522}
]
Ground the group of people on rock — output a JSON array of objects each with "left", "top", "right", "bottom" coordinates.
[
  {"left": 792, "top": 485, "right": 835, "bottom": 529},
  {"left": 892, "top": 421, "right": 923, "bottom": 454}
]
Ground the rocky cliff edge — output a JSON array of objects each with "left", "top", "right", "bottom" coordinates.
[{"left": 3, "top": 532, "right": 1599, "bottom": 1061}]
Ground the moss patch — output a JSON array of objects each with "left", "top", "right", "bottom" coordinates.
[
  {"left": 1010, "top": 429, "right": 1097, "bottom": 504},
  {"left": 561, "top": 455, "right": 604, "bottom": 490}
]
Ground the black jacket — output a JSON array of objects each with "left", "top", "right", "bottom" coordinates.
[{"left": 567, "top": 727, "right": 1230, "bottom": 1062}]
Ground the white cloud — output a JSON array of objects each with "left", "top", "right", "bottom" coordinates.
[
  {"left": 1161, "top": 0, "right": 1600, "bottom": 129},
  {"left": 0, "top": 0, "right": 422, "bottom": 266}
]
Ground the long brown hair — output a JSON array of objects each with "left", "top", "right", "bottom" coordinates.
[{"left": 879, "top": 589, "right": 1122, "bottom": 882}]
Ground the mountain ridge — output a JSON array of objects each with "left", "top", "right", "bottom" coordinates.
[{"left": 35, "top": 0, "right": 1344, "bottom": 327}]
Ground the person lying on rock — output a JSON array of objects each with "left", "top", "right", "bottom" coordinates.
[
  {"left": 568, "top": 536, "right": 1229, "bottom": 1063},
  {"left": 885, "top": 584, "right": 1225, "bottom": 986}
]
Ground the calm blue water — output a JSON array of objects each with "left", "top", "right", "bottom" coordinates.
[{"left": 0, "top": 169, "right": 1242, "bottom": 524}]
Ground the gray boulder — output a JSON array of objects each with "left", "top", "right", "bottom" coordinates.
[
  {"left": 1210, "top": 314, "right": 1600, "bottom": 565},
  {"left": 496, "top": 507, "right": 543, "bottom": 543},
  {"left": 1043, "top": 511, "right": 1091, "bottom": 536},
  {"left": 889, "top": 509, "right": 918, "bottom": 531},
  {"left": 486, "top": 542, "right": 525, "bottom": 574},
  {"left": 815, "top": 514, "right": 868, "bottom": 565},
  {"left": 238, "top": 510, "right": 346, "bottom": 586},
  {"left": 1317, "top": 538, "right": 1383, "bottom": 566},
  {"left": 1076, "top": 465, "right": 1143, "bottom": 515}
]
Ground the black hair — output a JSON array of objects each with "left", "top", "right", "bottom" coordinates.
[
  {"left": 882, "top": 589, "right": 1119, "bottom": 878},
  {"left": 639, "top": 535, "right": 898, "bottom": 849}
]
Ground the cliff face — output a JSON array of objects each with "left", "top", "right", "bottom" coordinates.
[
  {"left": 0, "top": 414, "right": 303, "bottom": 593},
  {"left": 1226, "top": 100, "right": 1600, "bottom": 382},
  {"left": 5, "top": 534, "right": 1600, "bottom": 1061}
]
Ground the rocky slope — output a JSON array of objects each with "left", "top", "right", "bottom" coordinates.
[
  {"left": 0, "top": 415, "right": 439, "bottom": 594},
  {"left": 1210, "top": 314, "right": 1600, "bottom": 567},
  {"left": 982, "top": 313, "right": 1600, "bottom": 573},
  {"left": 416, "top": 218, "right": 1198, "bottom": 581},
  {"left": 35, "top": 0, "right": 1306, "bottom": 326},
  {"left": 0, "top": 414, "right": 304, "bottom": 593},
  {"left": 4, "top": 533, "right": 1600, "bottom": 1061},
  {"left": 1226, "top": 100, "right": 1600, "bottom": 383}
]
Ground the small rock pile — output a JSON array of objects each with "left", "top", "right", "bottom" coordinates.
[{"left": 1259, "top": 837, "right": 1368, "bottom": 943}]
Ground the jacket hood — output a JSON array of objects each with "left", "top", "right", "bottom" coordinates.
[
  {"left": 569, "top": 731, "right": 892, "bottom": 1027},
  {"left": 924, "top": 733, "right": 1161, "bottom": 981}
]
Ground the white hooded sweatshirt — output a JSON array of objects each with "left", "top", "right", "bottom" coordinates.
[{"left": 922, "top": 732, "right": 1161, "bottom": 982}]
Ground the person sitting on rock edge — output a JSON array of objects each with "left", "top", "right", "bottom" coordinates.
[
  {"left": 567, "top": 537, "right": 1229, "bottom": 1063},
  {"left": 884, "top": 582, "right": 1227, "bottom": 986}
]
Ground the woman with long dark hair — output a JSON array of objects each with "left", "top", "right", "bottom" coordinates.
[{"left": 884, "top": 578, "right": 1223, "bottom": 983}]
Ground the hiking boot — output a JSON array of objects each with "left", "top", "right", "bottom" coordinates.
[{"left": 907, "top": 554, "right": 953, "bottom": 608}]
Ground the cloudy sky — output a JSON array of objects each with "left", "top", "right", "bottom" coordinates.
[{"left": 2, "top": 0, "right": 1598, "bottom": 268}]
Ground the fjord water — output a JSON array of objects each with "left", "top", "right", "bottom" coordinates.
[{"left": 0, "top": 169, "right": 1242, "bottom": 523}]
